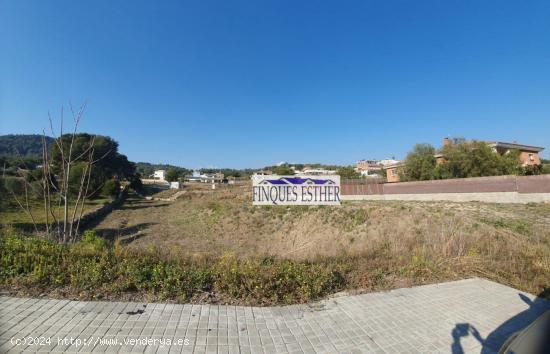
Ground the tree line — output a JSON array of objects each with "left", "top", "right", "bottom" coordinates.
[
  {"left": 400, "top": 139, "right": 546, "bottom": 182},
  {"left": 0, "top": 134, "right": 54, "bottom": 157}
]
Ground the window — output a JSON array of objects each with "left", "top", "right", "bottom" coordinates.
[
  {"left": 391, "top": 168, "right": 397, "bottom": 176},
  {"left": 528, "top": 153, "right": 534, "bottom": 161}
]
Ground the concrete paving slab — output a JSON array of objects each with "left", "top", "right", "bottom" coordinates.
[{"left": 0, "top": 278, "right": 548, "bottom": 353}]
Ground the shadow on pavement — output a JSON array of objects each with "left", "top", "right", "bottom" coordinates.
[{"left": 451, "top": 289, "right": 550, "bottom": 354}]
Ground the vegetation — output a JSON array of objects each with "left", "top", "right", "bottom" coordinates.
[
  {"left": 0, "top": 198, "right": 110, "bottom": 228},
  {"left": 199, "top": 168, "right": 255, "bottom": 178},
  {"left": 164, "top": 168, "right": 181, "bottom": 182},
  {"left": 271, "top": 164, "right": 295, "bottom": 175},
  {"left": 0, "top": 155, "right": 43, "bottom": 175},
  {"left": 136, "top": 162, "right": 192, "bottom": 179},
  {"left": 0, "top": 231, "right": 345, "bottom": 304},
  {"left": 268, "top": 163, "right": 342, "bottom": 171},
  {"left": 337, "top": 166, "right": 362, "bottom": 179},
  {"left": 3, "top": 189, "right": 549, "bottom": 304},
  {"left": 128, "top": 175, "right": 143, "bottom": 191},
  {"left": 81, "top": 184, "right": 550, "bottom": 303},
  {"left": 101, "top": 179, "right": 121, "bottom": 198},
  {"left": 262, "top": 163, "right": 344, "bottom": 175},
  {"left": 400, "top": 144, "right": 437, "bottom": 181},
  {"left": 400, "top": 139, "right": 543, "bottom": 181},
  {"left": 0, "top": 134, "right": 54, "bottom": 158},
  {"left": 196, "top": 163, "right": 347, "bottom": 178},
  {"left": 50, "top": 134, "right": 135, "bottom": 181},
  {"left": 435, "top": 141, "right": 522, "bottom": 178},
  {"left": 0, "top": 105, "right": 139, "bottom": 242},
  {"left": 1, "top": 181, "right": 549, "bottom": 304},
  {"left": 2, "top": 131, "right": 548, "bottom": 305}
]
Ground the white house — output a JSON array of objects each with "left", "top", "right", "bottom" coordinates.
[
  {"left": 185, "top": 170, "right": 202, "bottom": 182},
  {"left": 153, "top": 170, "right": 166, "bottom": 181},
  {"left": 379, "top": 159, "right": 400, "bottom": 166},
  {"left": 360, "top": 170, "right": 382, "bottom": 178},
  {"left": 299, "top": 168, "right": 337, "bottom": 176},
  {"left": 200, "top": 173, "right": 225, "bottom": 183}
]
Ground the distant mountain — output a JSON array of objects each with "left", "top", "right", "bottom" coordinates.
[{"left": 0, "top": 134, "right": 55, "bottom": 158}]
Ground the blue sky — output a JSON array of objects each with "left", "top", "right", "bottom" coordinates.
[{"left": 1, "top": 0, "right": 549, "bottom": 168}]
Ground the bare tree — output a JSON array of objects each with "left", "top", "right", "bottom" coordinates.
[
  {"left": 5, "top": 103, "right": 102, "bottom": 243},
  {"left": 48, "top": 103, "right": 100, "bottom": 243}
]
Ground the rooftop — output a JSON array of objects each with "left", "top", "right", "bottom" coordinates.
[{"left": 487, "top": 141, "right": 544, "bottom": 152}]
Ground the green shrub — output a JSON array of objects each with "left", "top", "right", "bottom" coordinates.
[
  {"left": 214, "top": 254, "right": 345, "bottom": 304},
  {"left": 0, "top": 232, "right": 345, "bottom": 304},
  {"left": 129, "top": 175, "right": 143, "bottom": 191},
  {"left": 2, "top": 176, "right": 24, "bottom": 196},
  {"left": 101, "top": 179, "right": 120, "bottom": 198}
]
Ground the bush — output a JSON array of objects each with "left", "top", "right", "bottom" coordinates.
[
  {"left": 68, "top": 163, "right": 106, "bottom": 197},
  {"left": 2, "top": 176, "right": 24, "bottom": 196},
  {"left": 401, "top": 144, "right": 437, "bottom": 181},
  {"left": 337, "top": 166, "right": 361, "bottom": 179},
  {"left": 164, "top": 168, "right": 180, "bottom": 182},
  {"left": 101, "top": 179, "right": 120, "bottom": 198},
  {"left": 0, "top": 232, "right": 346, "bottom": 304},
  {"left": 401, "top": 140, "right": 535, "bottom": 181},
  {"left": 129, "top": 175, "right": 143, "bottom": 191}
]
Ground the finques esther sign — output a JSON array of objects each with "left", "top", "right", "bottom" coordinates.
[{"left": 252, "top": 175, "right": 341, "bottom": 205}]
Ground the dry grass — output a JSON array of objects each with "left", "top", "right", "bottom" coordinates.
[
  {"left": 0, "top": 198, "right": 111, "bottom": 227},
  {"left": 92, "top": 183, "right": 550, "bottom": 296}
]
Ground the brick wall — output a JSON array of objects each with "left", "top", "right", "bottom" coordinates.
[
  {"left": 340, "top": 179, "right": 384, "bottom": 195},
  {"left": 341, "top": 174, "right": 550, "bottom": 195}
]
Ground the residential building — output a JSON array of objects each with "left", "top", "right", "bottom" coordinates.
[
  {"left": 434, "top": 153, "right": 445, "bottom": 165},
  {"left": 379, "top": 159, "right": 400, "bottom": 166},
  {"left": 486, "top": 141, "right": 544, "bottom": 166},
  {"left": 185, "top": 170, "right": 202, "bottom": 182},
  {"left": 300, "top": 168, "right": 337, "bottom": 176},
  {"left": 253, "top": 170, "right": 272, "bottom": 177},
  {"left": 355, "top": 160, "right": 382, "bottom": 178},
  {"left": 356, "top": 159, "right": 398, "bottom": 178},
  {"left": 438, "top": 138, "right": 544, "bottom": 166},
  {"left": 384, "top": 138, "right": 545, "bottom": 183},
  {"left": 356, "top": 160, "right": 382, "bottom": 172},
  {"left": 383, "top": 162, "right": 405, "bottom": 183},
  {"left": 152, "top": 170, "right": 166, "bottom": 181},
  {"left": 359, "top": 170, "right": 382, "bottom": 178},
  {"left": 200, "top": 173, "right": 224, "bottom": 183}
]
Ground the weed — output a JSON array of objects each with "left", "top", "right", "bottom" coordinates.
[{"left": 0, "top": 232, "right": 345, "bottom": 305}]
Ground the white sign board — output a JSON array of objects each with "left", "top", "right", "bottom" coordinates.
[{"left": 252, "top": 175, "right": 341, "bottom": 205}]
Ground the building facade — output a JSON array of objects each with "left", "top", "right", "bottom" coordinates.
[
  {"left": 153, "top": 170, "right": 166, "bottom": 181},
  {"left": 383, "top": 162, "right": 405, "bottom": 183},
  {"left": 486, "top": 141, "right": 544, "bottom": 166}
]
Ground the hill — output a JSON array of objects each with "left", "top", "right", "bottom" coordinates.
[
  {"left": 0, "top": 134, "right": 54, "bottom": 158},
  {"left": 135, "top": 162, "right": 192, "bottom": 178}
]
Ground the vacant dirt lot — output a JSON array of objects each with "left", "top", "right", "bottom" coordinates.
[{"left": 93, "top": 183, "right": 550, "bottom": 295}]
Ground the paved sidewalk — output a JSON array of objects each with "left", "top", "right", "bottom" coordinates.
[{"left": 1, "top": 278, "right": 548, "bottom": 354}]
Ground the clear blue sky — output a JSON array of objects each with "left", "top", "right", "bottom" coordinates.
[{"left": 1, "top": 0, "right": 549, "bottom": 168}]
